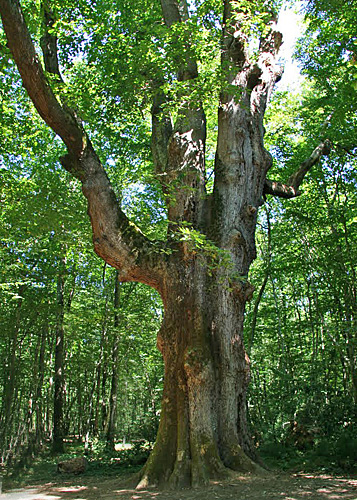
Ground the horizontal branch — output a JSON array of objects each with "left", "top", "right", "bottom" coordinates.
[
  {"left": 335, "top": 143, "right": 357, "bottom": 157},
  {"left": 263, "top": 180, "right": 300, "bottom": 199},
  {"left": 264, "top": 139, "right": 332, "bottom": 199}
]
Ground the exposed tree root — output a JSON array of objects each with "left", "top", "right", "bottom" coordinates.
[{"left": 136, "top": 444, "right": 266, "bottom": 490}]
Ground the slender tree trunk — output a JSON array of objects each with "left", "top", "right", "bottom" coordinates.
[
  {"left": 0, "top": 285, "right": 24, "bottom": 459},
  {"left": 344, "top": 313, "right": 357, "bottom": 406},
  {"left": 107, "top": 270, "right": 121, "bottom": 449},
  {"left": 76, "top": 355, "right": 83, "bottom": 439},
  {"left": 94, "top": 272, "right": 109, "bottom": 435},
  {"left": 26, "top": 323, "right": 47, "bottom": 454},
  {"left": 35, "top": 323, "right": 47, "bottom": 445},
  {"left": 84, "top": 371, "right": 97, "bottom": 454},
  {"left": 101, "top": 364, "right": 108, "bottom": 432},
  {"left": 93, "top": 358, "right": 102, "bottom": 436},
  {"left": 52, "top": 258, "right": 66, "bottom": 453}
]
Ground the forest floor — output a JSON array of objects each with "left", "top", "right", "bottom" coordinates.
[{"left": 1, "top": 471, "right": 357, "bottom": 500}]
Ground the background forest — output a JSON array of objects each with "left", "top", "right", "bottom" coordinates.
[{"left": 0, "top": 0, "right": 356, "bottom": 483}]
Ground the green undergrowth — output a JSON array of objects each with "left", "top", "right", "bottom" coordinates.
[
  {"left": 259, "top": 434, "right": 357, "bottom": 475},
  {"left": 4, "top": 434, "right": 356, "bottom": 492},
  {"left": 3, "top": 439, "right": 151, "bottom": 491}
]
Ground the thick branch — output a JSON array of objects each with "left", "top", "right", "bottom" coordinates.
[
  {"left": 160, "top": 0, "right": 188, "bottom": 27},
  {"left": 160, "top": 0, "right": 197, "bottom": 81},
  {"left": 263, "top": 179, "right": 300, "bottom": 199},
  {"left": 40, "top": 2, "right": 63, "bottom": 80},
  {"left": 264, "top": 140, "right": 332, "bottom": 199},
  {"left": 287, "top": 139, "right": 332, "bottom": 191},
  {"left": 0, "top": 0, "right": 165, "bottom": 289},
  {"left": 152, "top": 0, "right": 199, "bottom": 179},
  {"left": 151, "top": 88, "right": 173, "bottom": 178},
  {"left": 222, "top": 0, "right": 249, "bottom": 69},
  {"left": 152, "top": 0, "right": 206, "bottom": 227},
  {"left": 250, "top": 24, "right": 283, "bottom": 121}
]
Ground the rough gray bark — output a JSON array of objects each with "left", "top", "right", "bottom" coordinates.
[
  {"left": 0, "top": 0, "right": 331, "bottom": 488},
  {"left": 25, "top": 321, "right": 47, "bottom": 454}
]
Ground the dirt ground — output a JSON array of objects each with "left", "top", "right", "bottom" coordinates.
[{"left": 1, "top": 472, "right": 356, "bottom": 500}]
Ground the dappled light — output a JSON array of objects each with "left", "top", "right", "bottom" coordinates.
[{"left": 2, "top": 474, "right": 357, "bottom": 500}]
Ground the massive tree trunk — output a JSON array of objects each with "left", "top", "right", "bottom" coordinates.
[
  {"left": 137, "top": 252, "right": 258, "bottom": 488},
  {"left": 136, "top": 2, "right": 280, "bottom": 487},
  {"left": 0, "top": 0, "right": 331, "bottom": 488}
]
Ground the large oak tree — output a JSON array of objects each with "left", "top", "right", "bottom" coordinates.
[{"left": 0, "top": 0, "right": 331, "bottom": 488}]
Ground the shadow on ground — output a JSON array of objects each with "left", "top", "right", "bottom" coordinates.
[{"left": 1, "top": 473, "right": 357, "bottom": 500}]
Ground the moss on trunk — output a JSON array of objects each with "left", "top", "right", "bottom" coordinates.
[{"left": 136, "top": 260, "right": 261, "bottom": 489}]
